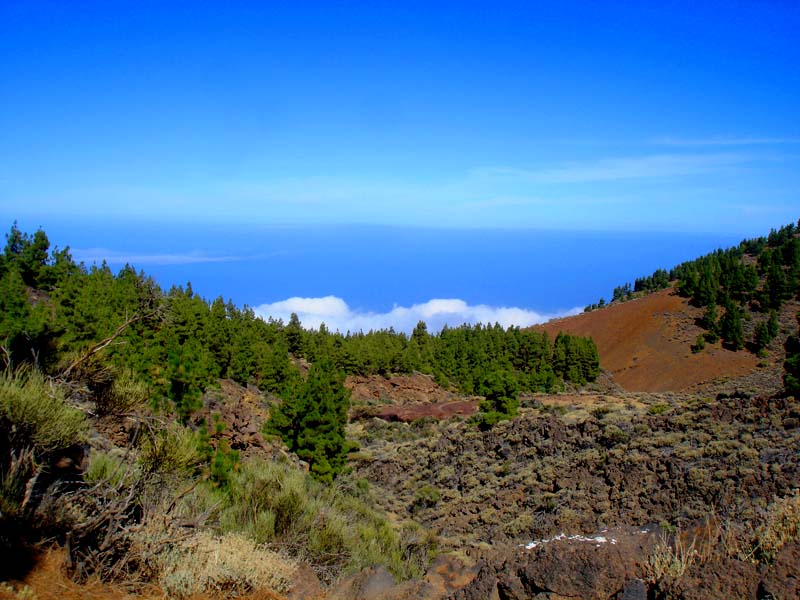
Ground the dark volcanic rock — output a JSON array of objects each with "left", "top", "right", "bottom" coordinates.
[
  {"left": 662, "top": 557, "right": 762, "bottom": 600},
  {"left": 356, "top": 399, "right": 479, "bottom": 423},
  {"left": 355, "top": 395, "right": 800, "bottom": 550},
  {"left": 450, "top": 527, "right": 657, "bottom": 600},
  {"left": 327, "top": 566, "right": 398, "bottom": 600},
  {"left": 620, "top": 578, "right": 647, "bottom": 600},
  {"left": 759, "top": 542, "right": 800, "bottom": 600}
]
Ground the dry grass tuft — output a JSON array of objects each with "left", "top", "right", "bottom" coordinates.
[
  {"left": 646, "top": 531, "right": 697, "bottom": 582},
  {"left": 646, "top": 492, "right": 800, "bottom": 584},
  {"left": 153, "top": 531, "right": 297, "bottom": 598},
  {"left": 0, "top": 369, "right": 86, "bottom": 455},
  {"left": 751, "top": 489, "right": 800, "bottom": 563},
  {"left": 2, "top": 548, "right": 163, "bottom": 600},
  {"left": 0, "top": 547, "right": 290, "bottom": 600}
]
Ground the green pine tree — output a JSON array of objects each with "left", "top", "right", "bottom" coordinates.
[
  {"left": 701, "top": 301, "right": 720, "bottom": 343},
  {"left": 475, "top": 369, "right": 519, "bottom": 429},
  {"left": 265, "top": 357, "right": 352, "bottom": 483},
  {"left": 784, "top": 313, "right": 800, "bottom": 397},
  {"left": 719, "top": 300, "right": 744, "bottom": 351}
]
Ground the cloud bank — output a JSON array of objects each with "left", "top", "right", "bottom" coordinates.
[
  {"left": 254, "top": 296, "right": 582, "bottom": 334},
  {"left": 471, "top": 152, "right": 753, "bottom": 184},
  {"left": 71, "top": 248, "right": 246, "bottom": 266}
]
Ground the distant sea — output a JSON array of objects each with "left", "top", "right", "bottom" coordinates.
[{"left": 11, "top": 218, "right": 743, "bottom": 329}]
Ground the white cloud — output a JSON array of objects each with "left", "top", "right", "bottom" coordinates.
[
  {"left": 261, "top": 295, "right": 350, "bottom": 319},
  {"left": 650, "top": 136, "right": 800, "bottom": 147},
  {"left": 471, "top": 153, "right": 753, "bottom": 184},
  {"left": 71, "top": 247, "right": 247, "bottom": 266},
  {"left": 254, "top": 296, "right": 582, "bottom": 334}
]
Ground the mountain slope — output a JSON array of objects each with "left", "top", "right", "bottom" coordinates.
[{"left": 538, "top": 287, "right": 784, "bottom": 392}]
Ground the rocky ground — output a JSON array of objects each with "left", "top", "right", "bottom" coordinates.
[
  {"left": 350, "top": 393, "right": 799, "bottom": 547},
  {"left": 5, "top": 308, "right": 800, "bottom": 600},
  {"left": 4, "top": 374, "right": 799, "bottom": 600},
  {"left": 342, "top": 389, "right": 800, "bottom": 599}
]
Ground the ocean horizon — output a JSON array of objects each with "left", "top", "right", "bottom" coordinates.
[{"left": 9, "top": 217, "right": 745, "bottom": 333}]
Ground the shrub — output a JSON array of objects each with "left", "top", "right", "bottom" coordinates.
[
  {"left": 0, "top": 447, "right": 35, "bottom": 516},
  {"left": 85, "top": 448, "right": 133, "bottom": 487},
  {"left": 137, "top": 423, "right": 202, "bottom": 479},
  {"left": 0, "top": 369, "right": 86, "bottom": 455},
  {"left": 646, "top": 531, "right": 696, "bottom": 582},
  {"left": 209, "top": 459, "right": 435, "bottom": 582},
  {"left": 72, "top": 358, "right": 150, "bottom": 416},
  {"left": 600, "top": 424, "right": 629, "bottom": 447},
  {"left": 412, "top": 484, "right": 441, "bottom": 510},
  {"left": 752, "top": 490, "right": 800, "bottom": 563},
  {"left": 648, "top": 402, "right": 671, "bottom": 415},
  {"left": 154, "top": 531, "right": 297, "bottom": 598},
  {"left": 104, "top": 370, "right": 150, "bottom": 415}
]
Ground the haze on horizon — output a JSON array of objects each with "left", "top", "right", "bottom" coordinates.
[{"left": 1, "top": 1, "right": 799, "bottom": 331}]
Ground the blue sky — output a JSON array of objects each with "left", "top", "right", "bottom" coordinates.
[{"left": 1, "top": 0, "right": 798, "bottom": 234}]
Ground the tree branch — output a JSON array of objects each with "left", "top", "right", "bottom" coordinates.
[{"left": 60, "top": 312, "right": 144, "bottom": 378}]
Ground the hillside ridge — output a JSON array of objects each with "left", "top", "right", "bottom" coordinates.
[{"left": 538, "top": 286, "right": 794, "bottom": 393}]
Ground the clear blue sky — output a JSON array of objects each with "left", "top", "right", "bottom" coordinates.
[{"left": 1, "top": 0, "right": 799, "bottom": 234}]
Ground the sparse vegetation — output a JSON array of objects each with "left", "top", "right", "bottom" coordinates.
[
  {"left": 751, "top": 490, "right": 800, "bottom": 563},
  {"left": 784, "top": 312, "right": 800, "bottom": 397},
  {"left": 586, "top": 221, "right": 800, "bottom": 359},
  {"left": 154, "top": 531, "right": 297, "bottom": 598},
  {"left": 0, "top": 369, "right": 86, "bottom": 456},
  {"left": 2, "top": 220, "right": 799, "bottom": 599},
  {"left": 211, "top": 459, "right": 435, "bottom": 581}
]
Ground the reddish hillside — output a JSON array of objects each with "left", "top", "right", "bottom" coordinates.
[{"left": 538, "top": 288, "right": 763, "bottom": 392}]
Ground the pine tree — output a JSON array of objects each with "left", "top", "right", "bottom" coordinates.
[
  {"left": 768, "top": 310, "right": 780, "bottom": 338},
  {"left": 719, "top": 300, "right": 744, "bottom": 351},
  {"left": 753, "top": 322, "right": 771, "bottom": 355},
  {"left": 784, "top": 313, "right": 800, "bottom": 397},
  {"left": 476, "top": 370, "right": 519, "bottom": 429},
  {"left": 0, "top": 269, "right": 33, "bottom": 368},
  {"left": 207, "top": 296, "right": 231, "bottom": 374},
  {"left": 285, "top": 312, "right": 305, "bottom": 356},
  {"left": 701, "top": 301, "right": 720, "bottom": 343},
  {"left": 694, "top": 263, "right": 718, "bottom": 307},
  {"left": 4, "top": 223, "right": 51, "bottom": 288},
  {"left": 265, "top": 358, "right": 352, "bottom": 483}
]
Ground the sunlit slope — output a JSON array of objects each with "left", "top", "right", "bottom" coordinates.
[{"left": 537, "top": 288, "right": 762, "bottom": 392}]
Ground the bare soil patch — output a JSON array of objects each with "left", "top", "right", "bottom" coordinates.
[
  {"left": 538, "top": 288, "right": 762, "bottom": 392},
  {"left": 346, "top": 373, "right": 455, "bottom": 405}
]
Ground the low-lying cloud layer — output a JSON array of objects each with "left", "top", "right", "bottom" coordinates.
[
  {"left": 254, "top": 296, "right": 582, "bottom": 334},
  {"left": 71, "top": 248, "right": 244, "bottom": 266}
]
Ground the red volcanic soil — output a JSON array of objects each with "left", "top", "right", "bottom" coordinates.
[
  {"left": 537, "top": 288, "right": 760, "bottom": 392},
  {"left": 350, "top": 399, "right": 478, "bottom": 422},
  {"left": 346, "top": 373, "right": 455, "bottom": 405},
  {"left": 371, "top": 399, "right": 478, "bottom": 422}
]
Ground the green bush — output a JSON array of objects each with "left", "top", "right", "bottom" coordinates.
[
  {"left": 0, "top": 369, "right": 86, "bottom": 455},
  {"left": 85, "top": 448, "right": 132, "bottom": 486},
  {"left": 412, "top": 484, "right": 441, "bottom": 510},
  {"left": 600, "top": 423, "right": 629, "bottom": 446},
  {"left": 207, "top": 460, "right": 435, "bottom": 582},
  {"left": 105, "top": 369, "right": 150, "bottom": 415},
  {"left": 648, "top": 402, "right": 671, "bottom": 415},
  {"left": 137, "top": 423, "right": 203, "bottom": 478}
]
